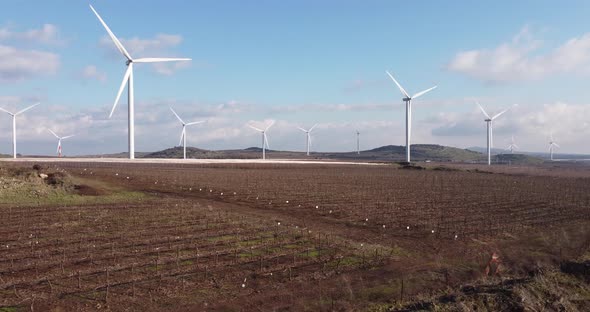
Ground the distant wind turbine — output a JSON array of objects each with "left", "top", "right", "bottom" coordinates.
[
  {"left": 477, "top": 102, "right": 513, "bottom": 165},
  {"left": 170, "top": 107, "right": 205, "bottom": 160},
  {"left": 48, "top": 129, "right": 75, "bottom": 157},
  {"left": 548, "top": 132, "right": 560, "bottom": 161},
  {"left": 386, "top": 71, "right": 437, "bottom": 163},
  {"left": 506, "top": 135, "right": 518, "bottom": 154},
  {"left": 90, "top": 5, "right": 191, "bottom": 159},
  {"left": 297, "top": 124, "right": 317, "bottom": 156},
  {"left": 0, "top": 103, "right": 40, "bottom": 158},
  {"left": 248, "top": 121, "right": 275, "bottom": 160}
]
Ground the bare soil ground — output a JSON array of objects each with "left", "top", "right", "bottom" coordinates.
[{"left": 0, "top": 161, "right": 589, "bottom": 311}]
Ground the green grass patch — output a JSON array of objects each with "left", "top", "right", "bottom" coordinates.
[
  {"left": 300, "top": 249, "right": 320, "bottom": 258},
  {"left": 181, "top": 260, "right": 193, "bottom": 266},
  {"left": 206, "top": 234, "right": 236, "bottom": 243}
]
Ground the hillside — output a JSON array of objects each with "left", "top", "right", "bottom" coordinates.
[
  {"left": 143, "top": 147, "right": 257, "bottom": 159},
  {"left": 140, "top": 144, "right": 487, "bottom": 163},
  {"left": 468, "top": 146, "right": 590, "bottom": 161},
  {"left": 495, "top": 153, "right": 545, "bottom": 165}
]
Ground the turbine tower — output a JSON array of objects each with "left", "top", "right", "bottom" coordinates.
[
  {"left": 477, "top": 102, "right": 512, "bottom": 165},
  {"left": 90, "top": 5, "right": 191, "bottom": 159},
  {"left": 356, "top": 130, "right": 360, "bottom": 155},
  {"left": 506, "top": 135, "right": 518, "bottom": 154},
  {"left": 297, "top": 124, "right": 317, "bottom": 156},
  {"left": 548, "top": 133, "right": 559, "bottom": 161},
  {"left": 48, "top": 129, "right": 75, "bottom": 157},
  {"left": 170, "top": 107, "right": 205, "bottom": 160},
  {"left": 248, "top": 121, "right": 274, "bottom": 160},
  {"left": 0, "top": 103, "right": 40, "bottom": 158},
  {"left": 386, "top": 71, "right": 437, "bottom": 163}
]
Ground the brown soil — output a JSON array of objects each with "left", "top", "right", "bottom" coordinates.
[{"left": 0, "top": 161, "right": 589, "bottom": 311}]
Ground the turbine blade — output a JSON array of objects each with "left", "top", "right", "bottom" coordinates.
[
  {"left": 553, "top": 143, "right": 560, "bottom": 148},
  {"left": 309, "top": 123, "right": 318, "bottom": 132},
  {"left": 513, "top": 143, "right": 519, "bottom": 149},
  {"left": 48, "top": 129, "right": 59, "bottom": 139},
  {"left": 186, "top": 120, "right": 205, "bottom": 126},
  {"left": 248, "top": 125, "right": 263, "bottom": 132},
  {"left": 89, "top": 5, "right": 132, "bottom": 61},
  {"left": 109, "top": 64, "right": 133, "bottom": 118},
  {"left": 134, "top": 57, "right": 192, "bottom": 63},
  {"left": 476, "top": 102, "right": 491, "bottom": 119},
  {"left": 385, "top": 71, "right": 410, "bottom": 98},
  {"left": 265, "top": 120, "right": 275, "bottom": 131},
  {"left": 264, "top": 133, "right": 270, "bottom": 149},
  {"left": 62, "top": 135, "right": 75, "bottom": 140},
  {"left": 412, "top": 86, "right": 437, "bottom": 99},
  {"left": 308, "top": 133, "right": 312, "bottom": 147},
  {"left": 15, "top": 102, "right": 40, "bottom": 115},
  {"left": 491, "top": 107, "right": 510, "bottom": 120},
  {"left": 169, "top": 107, "right": 185, "bottom": 124},
  {"left": 0, "top": 107, "right": 14, "bottom": 115},
  {"left": 297, "top": 127, "right": 308, "bottom": 132},
  {"left": 56, "top": 140, "right": 61, "bottom": 153}
]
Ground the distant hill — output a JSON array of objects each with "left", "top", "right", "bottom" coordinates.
[
  {"left": 143, "top": 147, "right": 259, "bottom": 159},
  {"left": 139, "top": 144, "right": 487, "bottom": 163},
  {"left": 468, "top": 146, "right": 590, "bottom": 161},
  {"left": 495, "top": 153, "right": 545, "bottom": 165},
  {"left": 317, "top": 144, "right": 483, "bottom": 162},
  {"left": 79, "top": 152, "right": 150, "bottom": 158}
]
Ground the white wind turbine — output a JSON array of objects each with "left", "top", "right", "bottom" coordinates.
[
  {"left": 170, "top": 107, "right": 205, "bottom": 160},
  {"left": 0, "top": 103, "right": 40, "bottom": 158},
  {"left": 48, "top": 129, "right": 75, "bottom": 157},
  {"left": 477, "top": 102, "right": 513, "bottom": 165},
  {"left": 386, "top": 71, "right": 437, "bottom": 163},
  {"left": 506, "top": 135, "right": 518, "bottom": 154},
  {"left": 248, "top": 121, "right": 275, "bottom": 160},
  {"left": 90, "top": 5, "right": 191, "bottom": 159},
  {"left": 297, "top": 124, "right": 317, "bottom": 156},
  {"left": 548, "top": 132, "right": 560, "bottom": 161}
]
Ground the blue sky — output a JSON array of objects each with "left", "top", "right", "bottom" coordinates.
[{"left": 1, "top": 1, "right": 590, "bottom": 155}]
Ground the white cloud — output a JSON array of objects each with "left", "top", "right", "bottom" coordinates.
[
  {"left": 2, "top": 96, "right": 590, "bottom": 156},
  {"left": 447, "top": 26, "right": 590, "bottom": 83},
  {"left": 79, "top": 65, "right": 107, "bottom": 82},
  {"left": 0, "top": 24, "right": 62, "bottom": 45},
  {"left": 0, "top": 44, "right": 59, "bottom": 82},
  {"left": 429, "top": 102, "right": 590, "bottom": 153}
]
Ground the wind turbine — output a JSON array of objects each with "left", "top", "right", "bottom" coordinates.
[
  {"left": 506, "top": 135, "right": 518, "bottom": 154},
  {"left": 48, "top": 129, "right": 75, "bottom": 157},
  {"left": 297, "top": 124, "right": 317, "bottom": 156},
  {"left": 548, "top": 133, "right": 560, "bottom": 161},
  {"left": 386, "top": 71, "right": 437, "bottom": 163},
  {"left": 0, "top": 103, "right": 40, "bottom": 158},
  {"left": 477, "top": 102, "right": 512, "bottom": 165},
  {"left": 356, "top": 130, "right": 360, "bottom": 155},
  {"left": 248, "top": 121, "right": 275, "bottom": 160},
  {"left": 170, "top": 107, "right": 205, "bottom": 160},
  {"left": 90, "top": 5, "right": 191, "bottom": 159}
]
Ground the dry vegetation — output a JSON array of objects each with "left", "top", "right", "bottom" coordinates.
[{"left": 0, "top": 162, "right": 589, "bottom": 311}]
